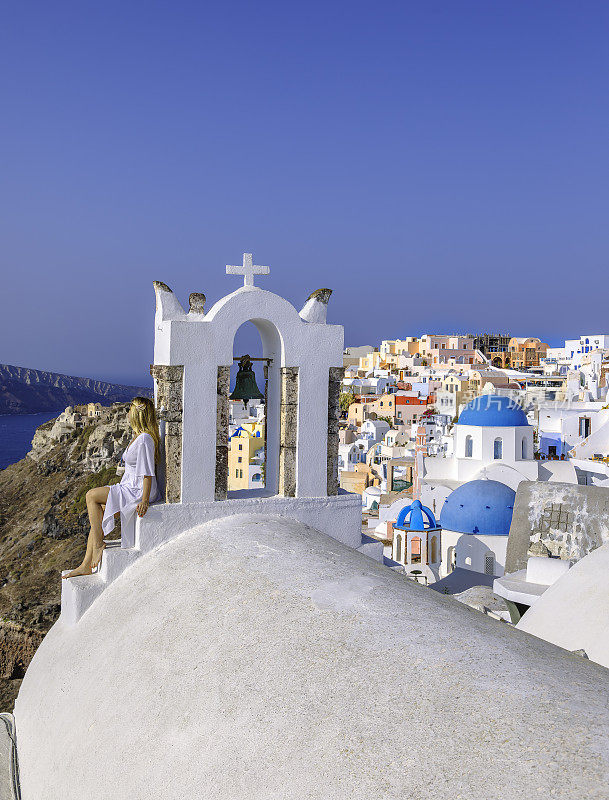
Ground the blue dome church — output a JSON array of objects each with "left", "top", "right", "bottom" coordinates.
[
  {"left": 417, "top": 392, "right": 579, "bottom": 579},
  {"left": 391, "top": 500, "right": 441, "bottom": 581},
  {"left": 454, "top": 395, "right": 534, "bottom": 468},
  {"left": 439, "top": 480, "right": 516, "bottom": 578}
]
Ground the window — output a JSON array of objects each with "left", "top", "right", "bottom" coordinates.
[
  {"left": 238, "top": 456, "right": 242, "bottom": 463},
  {"left": 238, "top": 444, "right": 242, "bottom": 451},
  {"left": 410, "top": 536, "right": 422, "bottom": 563},
  {"left": 521, "top": 438, "right": 527, "bottom": 459},
  {"left": 395, "top": 535, "right": 402, "bottom": 562},
  {"left": 494, "top": 438, "right": 503, "bottom": 459},
  {"left": 465, "top": 435, "right": 473, "bottom": 458},
  {"left": 484, "top": 555, "right": 495, "bottom": 575}
]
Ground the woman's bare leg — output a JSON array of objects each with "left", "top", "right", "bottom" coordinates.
[
  {"left": 63, "top": 486, "right": 110, "bottom": 578},
  {"left": 88, "top": 486, "right": 109, "bottom": 569}
]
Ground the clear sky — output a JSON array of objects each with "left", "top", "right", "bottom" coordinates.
[{"left": 1, "top": 1, "right": 608, "bottom": 385}]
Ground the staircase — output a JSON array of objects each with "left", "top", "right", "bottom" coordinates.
[
  {"left": 568, "top": 409, "right": 609, "bottom": 460},
  {"left": 60, "top": 545, "right": 140, "bottom": 626}
]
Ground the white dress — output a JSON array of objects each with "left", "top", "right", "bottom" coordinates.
[{"left": 102, "top": 432, "right": 159, "bottom": 537}]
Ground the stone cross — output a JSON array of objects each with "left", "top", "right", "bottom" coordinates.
[{"left": 226, "top": 253, "right": 270, "bottom": 288}]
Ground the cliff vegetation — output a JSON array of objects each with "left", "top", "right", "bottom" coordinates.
[{"left": 0, "top": 404, "right": 132, "bottom": 709}]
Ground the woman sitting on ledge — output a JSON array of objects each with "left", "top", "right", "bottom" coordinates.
[{"left": 63, "top": 396, "right": 160, "bottom": 578}]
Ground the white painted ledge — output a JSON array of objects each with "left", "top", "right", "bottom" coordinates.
[
  {"left": 493, "top": 570, "right": 548, "bottom": 607},
  {"left": 61, "top": 492, "right": 363, "bottom": 625}
]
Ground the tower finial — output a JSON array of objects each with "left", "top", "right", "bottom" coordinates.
[{"left": 226, "top": 253, "right": 269, "bottom": 288}]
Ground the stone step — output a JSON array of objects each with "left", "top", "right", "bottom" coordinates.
[
  {"left": 60, "top": 573, "right": 105, "bottom": 626},
  {"left": 98, "top": 546, "right": 140, "bottom": 584},
  {"left": 60, "top": 547, "right": 142, "bottom": 625}
]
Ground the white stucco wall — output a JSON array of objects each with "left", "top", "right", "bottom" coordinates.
[
  {"left": 454, "top": 424, "right": 534, "bottom": 465},
  {"left": 440, "top": 529, "right": 508, "bottom": 578},
  {"left": 517, "top": 540, "right": 609, "bottom": 669}
]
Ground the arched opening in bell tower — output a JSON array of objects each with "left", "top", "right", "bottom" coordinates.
[
  {"left": 228, "top": 322, "right": 267, "bottom": 492},
  {"left": 219, "top": 316, "right": 285, "bottom": 499}
]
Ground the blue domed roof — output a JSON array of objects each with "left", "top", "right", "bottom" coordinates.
[
  {"left": 394, "top": 499, "right": 439, "bottom": 531},
  {"left": 458, "top": 395, "right": 529, "bottom": 427},
  {"left": 440, "top": 480, "right": 515, "bottom": 536}
]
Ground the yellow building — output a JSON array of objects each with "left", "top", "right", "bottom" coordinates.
[
  {"left": 441, "top": 374, "right": 470, "bottom": 403},
  {"left": 228, "top": 425, "right": 265, "bottom": 490},
  {"left": 358, "top": 350, "right": 382, "bottom": 373},
  {"left": 380, "top": 338, "right": 419, "bottom": 361},
  {"left": 347, "top": 393, "right": 397, "bottom": 426},
  {"left": 87, "top": 402, "right": 103, "bottom": 418}
]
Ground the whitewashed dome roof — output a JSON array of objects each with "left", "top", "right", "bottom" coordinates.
[
  {"left": 14, "top": 514, "right": 609, "bottom": 800},
  {"left": 517, "top": 540, "right": 609, "bottom": 669}
]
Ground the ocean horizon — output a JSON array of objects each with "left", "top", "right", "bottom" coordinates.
[{"left": 0, "top": 411, "right": 60, "bottom": 470}]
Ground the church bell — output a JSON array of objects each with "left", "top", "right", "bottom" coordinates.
[{"left": 230, "top": 355, "right": 265, "bottom": 405}]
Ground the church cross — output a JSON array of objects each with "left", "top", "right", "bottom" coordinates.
[{"left": 226, "top": 253, "right": 270, "bottom": 288}]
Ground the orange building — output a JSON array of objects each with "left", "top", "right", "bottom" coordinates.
[{"left": 492, "top": 337, "right": 549, "bottom": 370}]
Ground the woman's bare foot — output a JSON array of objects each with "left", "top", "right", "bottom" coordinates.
[
  {"left": 62, "top": 563, "right": 93, "bottom": 579},
  {"left": 91, "top": 543, "right": 105, "bottom": 572}
]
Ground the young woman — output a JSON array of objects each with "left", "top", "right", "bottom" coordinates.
[{"left": 63, "top": 396, "right": 161, "bottom": 578}]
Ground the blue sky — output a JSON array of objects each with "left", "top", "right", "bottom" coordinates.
[{"left": 1, "top": 1, "right": 608, "bottom": 385}]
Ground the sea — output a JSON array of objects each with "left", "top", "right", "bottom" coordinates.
[{"left": 0, "top": 412, "right": 62, "bottom": 470}]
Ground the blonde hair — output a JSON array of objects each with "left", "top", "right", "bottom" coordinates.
[{"left": 128, "top": 396, "right": 161, "bottom": 463}]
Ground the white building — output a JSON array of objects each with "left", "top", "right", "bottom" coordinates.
[
  {"left": 420, "top": 395, "right": 578, "bottom": 515},
  {"left": 537, "top": 401, "right": 609, "bottom": 459},
  {"left": 564, "top": 334, "right": 609, "bottom": 368},
  {"left": 545, "top": 335, "right": 609, "bottom": 371},
  {"left": 342, "top": 374, "right": 396, "bottom": 396},
  {"left": 439, "top": 479, "right": 515, "bottom": 578},
  {"left": 338, "top": 442, "right": 360, "bottom": 472}
]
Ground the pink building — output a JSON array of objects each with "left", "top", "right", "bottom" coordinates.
[{"left": 419, "top": 334, "right": 478, "bottom": 366}]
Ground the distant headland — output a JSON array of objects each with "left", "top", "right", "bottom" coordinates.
[{"left": 0, "top": 363, "right": 151, "bottom": 415}]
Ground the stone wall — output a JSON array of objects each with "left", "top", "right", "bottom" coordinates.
[
  {"left": 327, "top": 367, "right": 344, "bottom": 496},
  {"left": 215, "top": 366, "right": 230, "bottom": 501},
  {"left": 150, "top": 364, "right": 184, "bottom": 503},
  {"left": 505, "top": 481, "right": 609, "bottom": 572},
  {"left": 279, "top": 367, "right": 298, "bottom": 497}
]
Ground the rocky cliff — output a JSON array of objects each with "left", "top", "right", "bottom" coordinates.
[
  {"left": 0, "top": 404, "right": 133, "bottom": 709},
  {"left": 0, "top": 363, "right": 151, "bottom": 414}
]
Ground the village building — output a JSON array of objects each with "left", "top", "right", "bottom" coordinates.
[
  {"left": 342, "top": 345, "right": 375, "bottom": 369},
  {"left": 537, "top": 400, "right": 609, "bottom": 461},
  {"left": 439, "top": 479, "right": 515, "bottom": 578},
  {"left": 470, "top": 332, "right": 512, "bottom": 359},
  {"left": 435, "top": 373, "right": 471, "bottom": 418},
  {"left": 491, "top": 337, "right": 549, "bottom": 369},
  {"left": 418, "top": 395, "right": 579, "bottom": 542},
  {"left": 228, "top": 425, "right": 265, "bottom": 490},
  {"left": 545, "top": 334, "right": 609, "bottom": 371},
  {"left": 418, "top": 334, "right": 478, "bottom": 366},
  {"left": 391, "top": 499, "right": 442, "bottom": 582}
]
